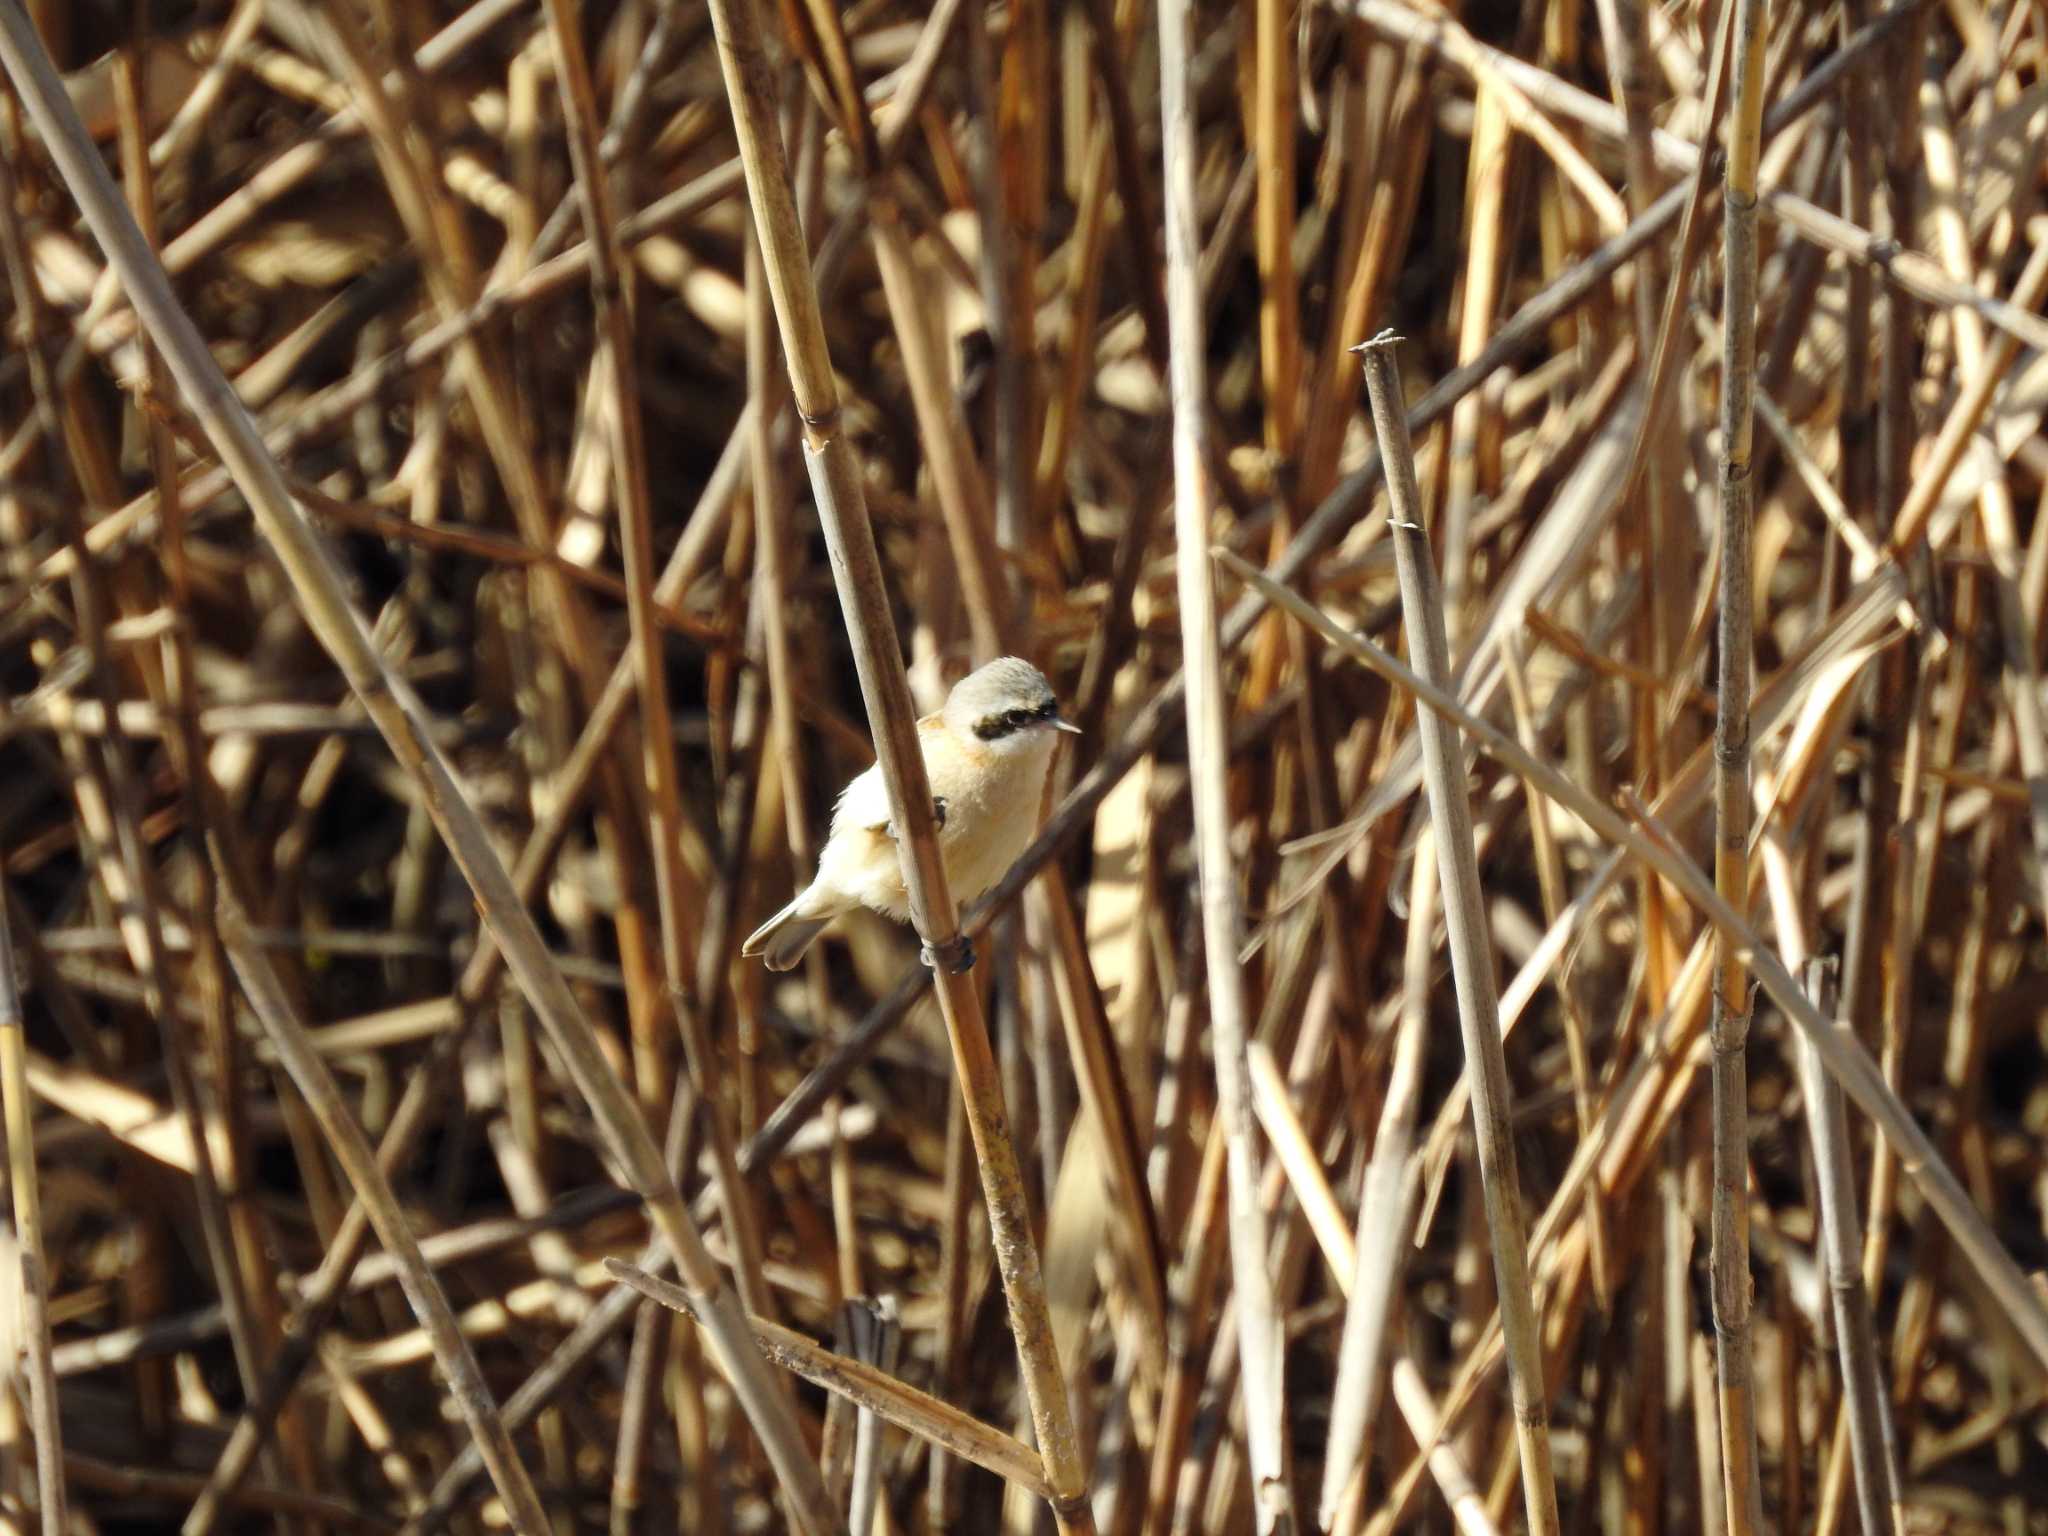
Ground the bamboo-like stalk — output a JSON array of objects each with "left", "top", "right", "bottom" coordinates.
[
  {"left": 1218, "top": 547, "right": 2048, "bottom": 1374},
  {"left": 214, "top": 889, "right": 550, "bottom": 1536},
  {"left": 0, "top": 13, "right": 839, "bottom": 1532},
  {"left": 0, "top": 896, "right": 64, "bottom": 1533},
  {"left": 699, "top": 0, "right": 1091, "bottom": 1527},
  {"left": 540, "top": 0, "right": 775, "bottom": 1322},
  {"left": 1354, "top": 332, "right": 1561, "bottom": 1536},
  {"left": 1709, "top": 0, "right": 1769, "bottom": 1524},
  {"left": 1158, "top": 0, "right": 1293, "bottom": 1527}
]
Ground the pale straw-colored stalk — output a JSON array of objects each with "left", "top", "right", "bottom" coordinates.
[
  {"left": 1158, "top": 0, "right": 1293, "bottom": 1526},
  {"left": 0, "top": 896, "right": 63, "bottom": 1533},
  {"left": 1354, "top": 333, "right": 1561, "bottom": 1536}
]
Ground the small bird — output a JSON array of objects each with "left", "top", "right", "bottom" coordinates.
[{"left": 743, "top": 656, "right": 1079, "bottom": 971}]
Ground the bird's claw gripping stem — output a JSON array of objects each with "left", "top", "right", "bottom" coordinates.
[{"left": 920, "top": 933, "right": 976, "bottom": 974}]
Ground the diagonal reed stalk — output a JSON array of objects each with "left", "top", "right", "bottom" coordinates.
[
  {"left": 1158, "top": 0, "right": 1293, "bottom": 1527},
  {"left": 699, "top": 0, "right": 1092, "bottom": 1527},
  {"left": 214, "top": 889, "right": 552, "bottom": 1536},
  {"left": 1710, "top": 0, "right": 1770, "bottom": 1526},
  {"left": 0, "top": 9, "right": 839, "bottom": 1532},
  {"left": 1218, "top": 546, "right": 2048, "bottom": 1377},
  {"left": 1354, "top": 333, "right": 1561, "bottom": 1536},
  {"left": 607, "top": 1258, "right": 1053, "bottom": 1499}
]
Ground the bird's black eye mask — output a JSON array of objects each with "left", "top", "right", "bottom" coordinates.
[{"left": 974, "top": 698, "right": 1059, "bottom": 740}]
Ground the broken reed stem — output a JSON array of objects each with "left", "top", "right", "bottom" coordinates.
[
  {"left": 0, "top": 13, "right": 838, "bottom": 1534},
  {"left": 1158, "top": 0, "right": 1293, "bottom": 1528},
  {"left": 0, "top": 896, "right": 65, "bottom": 1534},
  {"left": 607, "top": 1259, "right": 1054, "bottom": 1500},
  {"left": 700, "top": 0, "right": 1091, "bottom": 1527},
  {"left": 214, "top": 891, "right": 551, "bottom": 1536},
  {"left": 1712, "top": 0, "right": 1768, "bottom": 1524},
  {"left": 1354, "top": 333, "right": 1561, "bottom": 1536},
  {"left": 1768, "top": 910, "right": 1902, "bottom": 1536},
  {"left": 1218, "top": 547, "right": 2048, "bottom": 1375},
  {"left": 843, "top": 1297, "right": 902, "bottom": 1536}
]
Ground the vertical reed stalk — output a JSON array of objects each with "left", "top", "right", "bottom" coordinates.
[
  {"left": 1318, "top": 835, "right": 1436, "bottom": 1529},
  {"left": 540, "top": 0, "right": 775, "bottom": 1322},
  {"left": 0, "top": 899, "right": 63, "bottom": 1533},
  {"left": 1776, "top": 926, "right": 1902, "bottom": 1536},
  {"left": 1159, "top": 0, "right": 1293, "bottom": 1527},
  {"left": 1710, "top": 0, "right": 1770, "bottom": 1527},
  {"left": 1354, "top": 332, "right": 1561, "bottom": 1536},
  {"left": 701, "top": 1, "right": 1092, "bottom": 1527}
]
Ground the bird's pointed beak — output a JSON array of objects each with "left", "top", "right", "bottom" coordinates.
[{"left": 1051, "top": 716, "right": 1082, "bottom": 735}]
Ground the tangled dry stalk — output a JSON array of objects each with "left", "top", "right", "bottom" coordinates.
[{"left": 0, "top": 0, "right": 2046, "bottom": 1532}]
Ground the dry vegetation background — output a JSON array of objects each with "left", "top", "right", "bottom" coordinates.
[{"left": 0, "top": 0, "right": 2046, "bottom": 1531}]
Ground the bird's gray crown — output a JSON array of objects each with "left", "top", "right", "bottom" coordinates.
[{"left": 943, "top": 656, "right": 1061, "bottom": 742}]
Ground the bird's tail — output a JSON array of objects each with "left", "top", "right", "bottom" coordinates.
[{"left": 742, "top": 891, "right": 837, "bottom": 972}]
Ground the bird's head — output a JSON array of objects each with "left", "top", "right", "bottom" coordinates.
[{"left": 944, "top": 656, "right": 1081, "bottom": 748}]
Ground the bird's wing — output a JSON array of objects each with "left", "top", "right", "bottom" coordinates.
[
  {"left": 832, "top": 715, "right": 951, "bottom": 836},
  {"left": 832, "top": 760, "right": 894, "bottom": 835}
]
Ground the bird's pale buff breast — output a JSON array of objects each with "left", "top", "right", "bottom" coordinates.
[{"left": 821, "top": 726, "right": 1056, "bottom": 922}]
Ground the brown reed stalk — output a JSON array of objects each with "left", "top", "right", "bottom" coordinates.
[
  {"left": 0, "top": 13, "right": 839, "bottom": 1531},
  {"left": 866, "top": 194, "right": 1010, "bottom": 658},
  {"left": 1708, "top": 0, "right": 1769, "bottom": 1526},
  {"left": 700, "top": 0, "right": 1092, "bottom": 1527},
  {"left": 109, "top": 45, "right": 312, "bottom": 1496},
  {"left": 539, "top": 0, "right": 775, "bottom": 1321},
  {"left": 608, "top": 1258, "right": 1055, "bottom": 1498},
  {"left": 1355, "top": 332, "right": 1562, "bottom": 1536}
]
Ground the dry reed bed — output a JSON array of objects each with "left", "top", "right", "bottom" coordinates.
[{"left": 0, "top": 0, "right": 2044, "bottom": 1532}]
